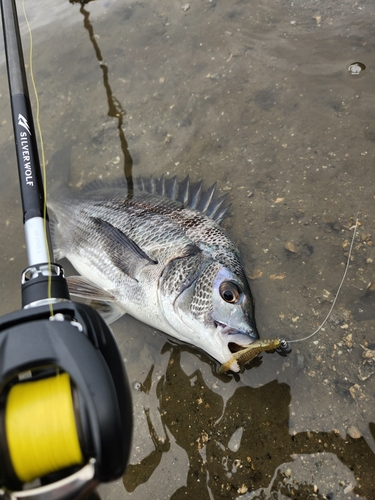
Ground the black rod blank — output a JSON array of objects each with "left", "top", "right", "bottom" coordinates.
[{"left": 1, "top": 0, "right": 54, "bottom": 270}]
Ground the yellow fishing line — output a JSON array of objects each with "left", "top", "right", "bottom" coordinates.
[
  {"left": 5, "top": 373, "right": 84, "bottom": 483},
  {"left": 22, "top": 0, "right": 54, "bottom": 314}
]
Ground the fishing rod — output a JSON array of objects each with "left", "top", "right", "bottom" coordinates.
[{"left": 0, "top": 0, "right": 132, "bottom": 498}]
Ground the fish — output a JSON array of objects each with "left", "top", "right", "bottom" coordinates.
[{"left": 49, "top": 175, "right": 259, "bottom": 372}]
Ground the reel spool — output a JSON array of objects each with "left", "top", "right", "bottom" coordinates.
[
  {"left": 4, "top": 373, "right": 84, "bottom": 485},
  {"left": 0, "top": 302, "right": 133, "bottom": 499}
]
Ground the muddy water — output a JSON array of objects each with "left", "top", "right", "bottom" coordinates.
[{"left": 0, "top": 0, "right": 374, "bottom": 498}]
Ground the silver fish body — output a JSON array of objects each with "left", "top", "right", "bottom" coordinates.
[{"left": 49, "top": 176, "right": 259, "bottom": 371}]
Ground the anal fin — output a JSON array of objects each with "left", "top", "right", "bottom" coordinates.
[{"left": 88, "top": 299, "right": 125, "bottom": 324}]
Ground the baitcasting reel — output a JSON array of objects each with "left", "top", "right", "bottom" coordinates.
[{"left": 0, "top": 272, "right": 132, "bottom": 500}]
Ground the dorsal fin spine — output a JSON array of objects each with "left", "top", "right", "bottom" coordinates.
[{"left": 77, "top": 175, "right": 231, "bottom": 223}]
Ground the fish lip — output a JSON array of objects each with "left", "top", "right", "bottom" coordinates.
[
  {"left": 214, "top": 320, "right": 257, "bottom": 338},
  {"left": 214, "top": 320, "right": 258, "bottom": 353}
]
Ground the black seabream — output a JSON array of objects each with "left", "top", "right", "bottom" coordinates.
[{"left": 50, "top": 176, "right": 259, "bottom": 372}]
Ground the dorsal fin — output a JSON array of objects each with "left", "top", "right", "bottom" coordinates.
[
  {"left": 165, "top": 176, "right": 178, "bottom": 200},
  {"left": 196, "top": 182, "right": 217, "bottom": 213},
  {"left": 213, "top": 203, "right": 231, "bottom": 225},
  {"left": 76, "top": 175, "right": 231, "bottom": 224},
  {"left": 176, "top": 175, "right": 190, "bottom": 205},
  {"left": 205, "top": 194, "right": 227, "bottom": 219},
  {"left": 189, "top": 180, "right": 202, "bottom": 209}
]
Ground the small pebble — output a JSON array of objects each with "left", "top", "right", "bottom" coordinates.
[
  {"left": 237, "top": 484, "right": 248, "bottom": 495},
  {"left": 348, "top": 62, "right": 365, "bottom": 75},
  {"left": 343, "top": 482, "right": 354, "bottom": 494},
  {"left": 347, "top": 425, "right": 362, "bottom": 439},
  {"left": 285, "top": 241, "right": 299, "bottom": 254},
  {"left": 284, "top": 468, "right": 292, "bottom": 478}
]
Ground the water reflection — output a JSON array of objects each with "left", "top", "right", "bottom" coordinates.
[
  {"left": 124, "top": 345, "right": 375, "bottom": 498},
  {"left": 69, "top": 0, "right": 134, "bottom": 193}
]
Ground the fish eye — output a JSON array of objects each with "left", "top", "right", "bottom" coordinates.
[{"left": 219, "top": 281, "right": 241, "bottom": 303}]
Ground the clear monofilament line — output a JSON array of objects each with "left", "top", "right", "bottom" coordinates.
[{"left": 288, "top": 213, "right": 360, "bottom": 344}]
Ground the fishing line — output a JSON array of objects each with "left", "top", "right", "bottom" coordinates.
[
  {"left": 5, "top": 372, "right": 84, "bottom": 482},
  {"left": 288, "top": 212, "right": 360, "bottom": 344},
  {"left": 21, "top": 0, "right": 54, "bottom": 315}
]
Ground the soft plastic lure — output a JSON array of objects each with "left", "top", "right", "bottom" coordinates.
[{"left": 219, "top": 338, "right": 291, "bottom": 374}]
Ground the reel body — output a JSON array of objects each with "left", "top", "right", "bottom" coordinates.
[{"left": 0, "top": 301, "right": 133, "bottom": 499}]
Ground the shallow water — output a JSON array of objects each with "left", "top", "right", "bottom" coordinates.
[{"left": 0, "top": 0, "right": 375, "bottom": 498}]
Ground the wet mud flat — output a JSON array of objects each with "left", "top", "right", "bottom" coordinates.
[{"left": 0, "top": 0, "right": 374, "bottom": 498}]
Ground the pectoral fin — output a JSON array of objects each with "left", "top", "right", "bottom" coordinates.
[{"left": 91, "top": 218, "right": 157, "bottom": 280}]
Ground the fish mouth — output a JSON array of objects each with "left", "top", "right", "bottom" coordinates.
[
  {"left": 214, "top": 321, "right": 258, "bottom": 354},
  {"left": 228, "top": 342, "right": 248, "bottom": 354},
  {"left": 214, "top": 320, "right": 261, "bottom": 373}
]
